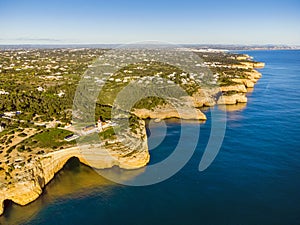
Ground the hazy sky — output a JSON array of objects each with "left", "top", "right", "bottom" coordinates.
[{"left": 0, "top": 0, "right": 299, "bottom": 45}]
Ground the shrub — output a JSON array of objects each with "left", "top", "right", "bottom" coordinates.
[
  {"left": 17, "top": 145, "right": 25, "bottom": 152},
  {"left": 18, "top": 132, "right": 28, "bottom": 137},
  {"left": 6, "top": 146, "right": 14, "bottom": 154}
]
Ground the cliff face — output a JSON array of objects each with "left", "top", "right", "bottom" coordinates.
[
  {"left": 217, "top": 94, "right": 248, "bottom": 105},
  {"left": 133, "top": 104, "right": 207, "bottom": 120},
  {"left": 191, "top": 88, "right": 219, "bottom": 107},
  {"left": 231, "top": 79, "right": 255, "bottom": 88},
  {"left": 132, "top": 67, "right": 263, "bottom": 119},
  {"left": 0, "top": 122, "right": 149, "bottom": 216},
  {"left": 216, "top": 68, "right": 263, "bottom": 105},
  {"left": 0, "top": 58, "right": 265, "bottom": 216},
  {"left": 221, "top": 84, "right": 247, "bottom": 93},
  {"left": 240, "top": 61, "right": 265, "bottom": 69}
]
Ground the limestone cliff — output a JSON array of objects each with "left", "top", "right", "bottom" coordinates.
[
  {"left": 240, "top": 61, "right": 265, "bottom": 69},
  {"left": 0, "top": 121, "right": 149, "bottom": 216},
  {"left": 133, "top": 104, "right": 207, "bottom": 120},
  {"left": 217, "top": 93, "right": 248, "bottom": 105},
  {"left": 221, "top": 84, "right": 247, "bottom": 93},
  {"left": 0, "top": 58, "right": 265, "bottom": 216},
  {"left": 231, "top": 79, "right": 255, "bottom": 88},
  {"left": 191, "top": 88, "right": 219, "bottom": 107}
]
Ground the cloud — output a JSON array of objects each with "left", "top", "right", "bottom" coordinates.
[{"left": 0, "top": 37, "right": 64, "bottom": 43}]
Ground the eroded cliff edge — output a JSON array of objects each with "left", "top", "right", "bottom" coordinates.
[
  {"left": 0, "top": 120, "right": 149, "bottom": 216},
  {"left": 132, "top": 62, "right": 264, "bottom": 119},
  {"left": 0, "top": 57, "right": 264, "bottom": 216}
]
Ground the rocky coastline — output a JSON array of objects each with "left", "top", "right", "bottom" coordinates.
[
  {"left": 0, "top": 121, "right": 149, "bottom": 216},
  {"left": 0, "top": 58, "right": 264, "bottom": 216}
]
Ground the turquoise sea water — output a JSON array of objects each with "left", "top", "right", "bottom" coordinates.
[{"left": 1, "top": 50, "right": 300, "bottom": 225}]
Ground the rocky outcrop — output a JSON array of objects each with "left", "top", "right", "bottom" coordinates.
[
  {"left": 220, "top": 84, "right": 247, "bottom": 93},
  {"left": 253, "top": 62, "right": 265, "bottom": 68},
  {"left": 231, "top": 79, "right": 255, "bottom": 88},
  {"left": 230, "top": 70, "right": 262, "bottom": 89},
  {"left": 217, "top": 103, "right": 247, "bottom": 112},
  {"left": 0, "top": 122, "right": 149, "bottom": 216},
  {"left": 240, "top": 61, "right": 265, "bottom": 69},
  {"left": 191, "top": 88, "right": 219, "bottom": 107},
  {"left": 133, "top": 104, "right": 207, "bottom": 120},
  {"left": 245, "top": 70, "right": 262, "bottom": 81},
  {"left": 217, "top": 93, "right": 247, "bottom": 105}
]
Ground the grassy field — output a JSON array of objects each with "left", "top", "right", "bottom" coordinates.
[{"left": 20, "top": 128, "right": 75, "bottom": 150}]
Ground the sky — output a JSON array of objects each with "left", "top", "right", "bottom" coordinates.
[{"left": 0, "top": 0, "right": 300, "bottom": 45}]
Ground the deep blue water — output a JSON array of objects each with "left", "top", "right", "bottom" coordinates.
[{"left": 1, "top": 50, "right": 300, "bottom": 225}]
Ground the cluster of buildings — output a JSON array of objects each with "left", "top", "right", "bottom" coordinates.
[
  {"left": 0, "top": 48, "right": 105, "bottom": 78},
  {"left": 81, "top": 119, "right": 117, "bottom": 135},
  {"left": 64, "top": 119, "right": 117, "bottom": 142},
  {"left": 1, "top": 111, "right": 22, "bottom": 118},
  {"left": 80, "top": 48, "right": 225, "bottom": 89}
]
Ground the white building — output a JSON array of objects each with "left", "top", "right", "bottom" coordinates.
[
  {"left": 57, "top": 90, "right": 65, "bottom": 97},
  {"left": 4, "top": 111, "right": 16, "bottom": 117},
  {"left": 81, "top": 125, "right": 98, "bottom": 135},
  {"left": 0, "top": 90, "right": 9, "bottom": 95},
  {"left": 64, "top": 134, "right": 80, "bottom": 142},
  {"left": 37, "top": 86, "right": 44, "bottom": 92}
]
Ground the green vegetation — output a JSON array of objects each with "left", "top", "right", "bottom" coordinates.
[
  {"left": 129, "top": 115, "right": 140, "bottom": 134},
  {"left": 20, "top": 128, "right": 73, "bottom": 150},
  {"left": 133, "top": 96, "right": 167, "bottom": 110},
  {"left": 0, "top": 48, "right": 106, "bottom": 123},
  {"left": 17, "top": 132, "right": 28, "bottom": 137},
  {"left": 197, "top": 52, "right": 242, "bottom": 65},
  {"left": 99, "top": 127, "right": 116, "bottom": 140},
  {"left": 95, "top": 104, "right": 112, "bottom": 121},
  {"left": 0, "top": 48, "right": 255, "bottom": 128},
  {"left": 17, "top": 145, "right": 26, "bottom": 152},
  {"left": 223, "top": 90, "right": 239, "bottom": 96},
  {"left": 6, "top": 146, "right": 14, "bottom": 154},
  {"left": 77, "top": 134, "right": 99, "bottom": 144},
  {"left": 96, "top": 62, "right": 200, "bottom": 107},
  {"left": 0, "top": 48, "right": 258, "bottom": 161},
  {"left": 8, "top": 164, "right": 14, "bottom": 173},
  {"left": 218, "top": 77, "right": 239, "bottom": 86}
]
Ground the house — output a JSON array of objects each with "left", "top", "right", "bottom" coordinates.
[
  {"left": 81, "top": 125, "right": 98, "bottom": 135},
  {"left": 37, "top": 86, "right": 44, "bottom": 92},
  {"left": 96, "top": 119, "right": 117, "bottom": 132},
  {"left": 4, "top": 111, "right": 16, "bottom": 117},
  {"left": 14, "top": 157, "right": 24, "bottom": 163},
  {"left": 64, "top": 123, "right": 72, "bottom": 129},
  {"left": 14, "top": 165, "right": 22, "bottom": 169},
  {"left": 57, "top": 90, "right": 65, "bottom": 97},
  {"left": 0, "top": 89, "right": 9, "bottom": 95},
  {"left": 64, "top": 134, "right": 80, "bottom": 142}
]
